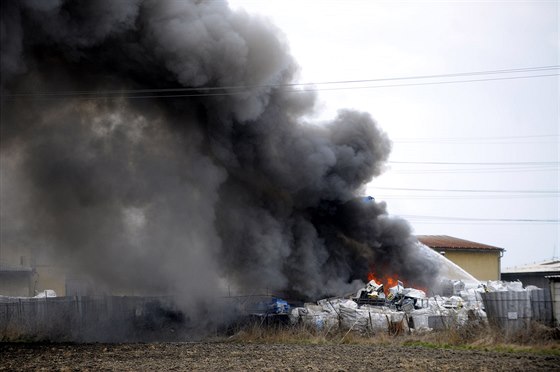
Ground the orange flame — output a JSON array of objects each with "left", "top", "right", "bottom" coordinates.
[
  {"left": 368, "top": 272, "right": 429, "bottom": 296},
  {"left": 367, "top": 272, "right": 401, "bottom": 295}
]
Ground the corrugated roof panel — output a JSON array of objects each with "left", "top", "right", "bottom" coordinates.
[
  {"left": 503, "top": 260, "right": 560, "bottom": 274},
  {"left": 0, "top": 263, "right": 34, "bottom": 273}
]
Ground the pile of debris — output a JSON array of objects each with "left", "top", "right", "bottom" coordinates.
[
  {"left": 287, "top": 278, "right": 556, "bottom": 334},
  {"left": 288, "top": 279, "right": 491, "bottom": 333}
]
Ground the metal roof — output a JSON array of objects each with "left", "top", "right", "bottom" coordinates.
[
  {"left": 0, "top": 262, "right": 34, "bottom": 273},
  {"left": 502, "top": 260, "right": 560, "bottom": 274},
  {"left": 416, "top": 235, "right": 504, "bottom": 252}
]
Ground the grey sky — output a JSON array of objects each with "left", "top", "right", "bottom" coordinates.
[{"left": 229, "top": 0, "right": 560, "bottom": 268}]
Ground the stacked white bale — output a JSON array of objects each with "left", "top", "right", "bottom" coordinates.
[
  {"left": 338, "top": 302, "right": 407, "bottom": 333},
  {"left": 294, "top": 301, "right": 341, "bottom": 331}
]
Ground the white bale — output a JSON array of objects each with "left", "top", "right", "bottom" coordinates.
[
  {"left": 411, "top": 314, "right": 430, "bottom": 329},
  {"left": 486, "top": 280, "right": 507, "bottom": 292},
  {"left": 505, "top": 281, "right": 524, "bottom": 291},
  {"left": 338, "top": 302, "right": 400, "bottom": 333},
  {"left": 300, "top": 302, "right": 339, "bottom": 330},
  {"left": 289, "top": 307, "right": 301, "bottom": 324},
  {"left": 317, "top": 298, "right": 350, "bottom": 314},
  {"left": 33, "top": 290, "right": 57, "bottom": 298},
  {"left": 301, "top": 312, "right": 339, "bottom": 330},
  {"left": 403, "top": 288, "right": 426, "bottom": 299}
]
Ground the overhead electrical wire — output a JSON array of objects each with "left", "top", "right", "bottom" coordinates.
[
  {"left": 392, "top": 134, "right": 559, "bottom": 142},
  {"left": 5, "top": 65, "right": 558, "bottom": 96},
  {"left": 400, "top": 220, "right": 557, "bottom": 226},
  {"left": 392, "top": 141, "right": 558, "bottom": 145},
  {"left": 379, "top": 198, "right": 555, "bottom": 202},
  {"left": 376, "top": 194, "right": 558, "bottom": 200},
  {"left": 392, "top": 136, "right": 559, "bottom": 145},
  {"left": 385, "top": 160, "right": 559, "bottom": 173},
  {"left": 3, "top": 65, "right": 559, "bottom": 99},
  {"left": 389, "top": 168, "right": 557, "bottom": 174},
  {"left": 372, "top": 186, "right": 559, "bottom": 194},
  {"left": 6, "top": 73, "right": 558, "bottom": 100},
  {"left": 392, "top": 214, "right": 560, "bottom": 226},
  {"left": 388, "top": 160, "right": 558, "bottom": 166},
  {"left": 398, "top": 214, "right": 559, "bottom": 223}
]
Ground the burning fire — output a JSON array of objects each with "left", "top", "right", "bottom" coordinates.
[
  {"left": 367, "top": 272, "right": 401, "bottom": 295},
  {"left": 367, "top": 272, "right": 428, "bottom": 296}
]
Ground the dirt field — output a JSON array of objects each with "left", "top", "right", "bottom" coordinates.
[{"left": 1, "top": 342, "right": 559, "bottom": 371}]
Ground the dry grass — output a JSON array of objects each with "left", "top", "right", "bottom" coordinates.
[
  {"left": 402, "top": 321, "right": 560, "bottom": 354},
  {"left": 225, "top": 319, "right": 560, "bottom": 354},
  {"left": 226, "top": 321, "right": 337, "bottom": 345}
]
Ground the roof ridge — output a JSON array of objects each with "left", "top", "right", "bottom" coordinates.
[{"left": 415, "top": 235, "right": 504, "bottom": 251}]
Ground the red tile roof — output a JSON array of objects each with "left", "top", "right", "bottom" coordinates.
[{"left": 416, "top": 235, "right": 504, "bottom": 251}]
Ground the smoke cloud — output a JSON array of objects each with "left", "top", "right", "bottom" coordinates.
[{"left": 1, "top": 0, "right": 439, "bottom": 305}]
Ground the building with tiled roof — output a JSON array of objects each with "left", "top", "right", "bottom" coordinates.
[{"left": 417, "top": 235, "right": 505, "bottom": 281}]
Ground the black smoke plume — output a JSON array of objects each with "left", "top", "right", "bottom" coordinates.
[{"left": 0, "top": 0, "right": 439, "bottom": 305}]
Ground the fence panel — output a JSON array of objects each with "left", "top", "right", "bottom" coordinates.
[
  {"left": 481, "top": 290, "right": 555, "bottom": 334},
  {"left": 0, "top": 296, "right": 188, "bottom": 342}
]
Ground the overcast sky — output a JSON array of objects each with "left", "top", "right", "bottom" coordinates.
[{"left": 228, "top": 0, "right": 559, "bottom": 268}]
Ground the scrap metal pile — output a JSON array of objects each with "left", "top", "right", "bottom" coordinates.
[{"left": 354, "top": 279, "right": 427, "bottom": 311}]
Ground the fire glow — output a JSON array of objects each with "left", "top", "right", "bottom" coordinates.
[
  {"left": 367, "top": 272, "right": 428, "bottom": 296},
  {"left": 367, "top": 272, "right": 400, "bottom": 295}
]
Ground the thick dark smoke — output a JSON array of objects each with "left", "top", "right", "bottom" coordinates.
[{"left": 1, "top": 0, "right": 439, "bottom": 305}]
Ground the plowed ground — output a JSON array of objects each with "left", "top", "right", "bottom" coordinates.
[{"left": 1, "top": 342, "right": 559, "bottom": 371}]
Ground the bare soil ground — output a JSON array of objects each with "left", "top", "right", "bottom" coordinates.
[{"left": 0, "top": 342, "right": 559, "bottom": 371}]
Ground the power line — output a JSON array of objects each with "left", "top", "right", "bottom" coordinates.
[
  {"left": 393, "top": 134, "right": 559, "bottom": 142},
  {"left": 3, "top": 72, "right": 557, "bottom": 101},
  {"left": 405, "top": 220, "right": 557, "bottom": 226},
  {"left": 391, "top": 134, "right": 559, "bottom": 146},
  {"left": 398, "top": 214, "right": 559, "bottom": 223},
  {"left": 385, "top": 159, "right": 559, "bottom": 173},
  {"left": 390, "top": 168, "right": 558, "bottom": 174},
  {"left": 393, "top": 141, "right": 558, "bottom": 145},
  {"left": 388, "top": 161, "right": 559, "bottom": 166},
  {"left": 4, "top": 65, "right": 559, "bottom": 99},
  {"left": 393, "top": 138, "right": 559, "bottom": 145},
  {"left": 310, "top": 73, "right": 560, "bottom": 94},
  {"left": 373, "top": 186, "right": 559, "bottom": 194},
  {"left": 376, "top": 194, "right": 558, "bottom": 200}
]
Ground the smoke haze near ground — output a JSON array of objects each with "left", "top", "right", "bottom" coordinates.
[{"left": 0, "top": 0, "right": 439, "bottom": 306}]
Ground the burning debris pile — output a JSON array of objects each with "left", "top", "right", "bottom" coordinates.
[
  {"left": 288, "top": 277, "right": 475, "bottom": 333},
  {"left": 354, "top": 278, "right": 427, "bottom": 311},
  {"left": 286, "top": 277, "right": 554, "bottom": 334},
  {"left": 1, "top": 0, "right": 440, "bottom": 315}
]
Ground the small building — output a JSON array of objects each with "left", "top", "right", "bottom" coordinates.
[
  {"left": 417, "top": 235, "right": 505, "bottom": 281},
  {"left": 0, "top": 262, "right": 37, "bottom": 297},
  {"left": 501, "top": 260, "right": 560, "bottom": 289},
  {"left": 0, "top": 249, "right": 66, "bottom": 297}
]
